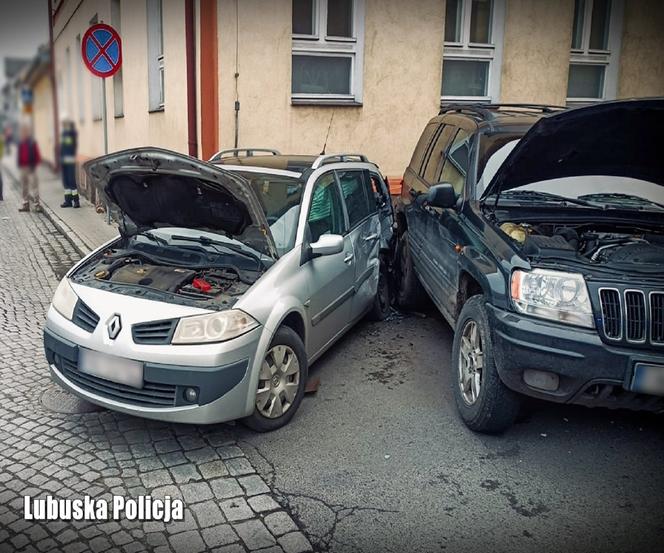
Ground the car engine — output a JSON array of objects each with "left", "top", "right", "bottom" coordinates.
[{"left": 499, "top": 221, "right": 664, "bottom": 267}]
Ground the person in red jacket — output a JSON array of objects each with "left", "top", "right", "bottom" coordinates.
[{"left": 17, "top": 123, "right": 42, "bottom": 213}]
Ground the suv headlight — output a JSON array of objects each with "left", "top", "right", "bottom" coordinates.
[
  {"left": 511, "top": 269, "right": 594, "bottom": 328},
  {"left": 172, "top": 310, "right": 259, "bottom": 344},
  {"left": 52, "top": 278, "right": 78, "bottom": 320}
]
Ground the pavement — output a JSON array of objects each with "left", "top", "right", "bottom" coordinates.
[{"left": 1, "top": 158, "right": 663, "bottom": 552}]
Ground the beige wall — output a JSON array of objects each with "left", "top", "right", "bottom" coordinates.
[
  {"left": 217, "top": 0, "right": 445, "bottom": 177},
  {"left": 32, "top": 73, "right": 56, "bottom": 166},
  {"left": 617, "top": 0, "right": 664, "bottom": 98},
  {"left": 500, "top": 0, "right": 574, "bottom": 105},
  {"left": 53, "top": 0, "right": 189, "bottom": 163}
]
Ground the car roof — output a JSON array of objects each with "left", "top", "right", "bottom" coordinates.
[
  {"left": 435, "top": 103, "right": 567, "bottom": 132},
  {"left": 212, "top": 155, "right": 316, "bottom": 173}
]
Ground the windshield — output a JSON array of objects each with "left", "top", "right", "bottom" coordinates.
[
  {"left": 476, "top": 134, "right": 523, "bottom": 196},
  {"left": 234, "top": 171, "right": 304, "bottom": 256}
]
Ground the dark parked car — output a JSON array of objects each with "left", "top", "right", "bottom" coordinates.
[{"left": 394, "top": 99, "right": 664, "bottom": 433}]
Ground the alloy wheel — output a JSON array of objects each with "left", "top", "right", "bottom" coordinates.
[
  {"left": 458, "top": 320, "right": 483, "bottom": 405},
  {"left": 256, "top": 345, "right": 301, "bottom": 419}
]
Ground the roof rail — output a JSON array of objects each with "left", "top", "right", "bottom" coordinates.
[
  {"left": 208, "top": 148, "right": 280, "bottom": 162},
  {"left": 311, "top": 153, "right": 369, "bottom": 169},
  {"left": 439, "top": 103, "right": 567, "bottom": 117}
]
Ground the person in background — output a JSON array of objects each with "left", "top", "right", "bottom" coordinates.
[
  {"left": 60, "top": 116, "right": 79, "bottom": 208},
  {"left": 17, "top": 123, "right": 41, "bottom": 213}
]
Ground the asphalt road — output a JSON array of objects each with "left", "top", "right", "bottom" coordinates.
[{"left": 236, "top": 308, "right": 664, "bottom": 553}]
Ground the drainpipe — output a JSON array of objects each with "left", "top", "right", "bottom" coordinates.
[
  {"left": 185, "top": 0, "right": 198, "bottom": 158},
  {"left": 233, "top": 0, "right": 239, "bottom": 148},
  {"left": 47, "top": 0, "right": 60, "bottom": 171}
]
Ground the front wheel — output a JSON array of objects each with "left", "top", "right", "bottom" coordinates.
[
  {"left": 367, "top": 267, "right": 391, "bottom": 321},
  {"left": 451, "top": 295, "right": 520, "bottom": 433},
  {"left": 395, "top": 231, "right": 427, "bottom": 310},
  {"left": 243, "top": 327, "right": 308, "bottom": 432}
]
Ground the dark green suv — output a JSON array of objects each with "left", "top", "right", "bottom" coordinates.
[{"left": 394, "top": 99, "right": 664, "bottom": 433}]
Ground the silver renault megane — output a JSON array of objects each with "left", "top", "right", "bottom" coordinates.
[{"left": 44, "top": 148, "right": 393, "bottom": 431}]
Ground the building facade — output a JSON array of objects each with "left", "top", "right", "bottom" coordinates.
[{"left": 50, "top": 0, "right": 664, "bottom": 185}]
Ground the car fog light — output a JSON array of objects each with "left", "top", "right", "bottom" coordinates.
[
  {"left": 184, "top": 387, "right": 199, "bottom": 403},
  {"left": 523, "top": 369, "right": 559, "bottom": 392}
]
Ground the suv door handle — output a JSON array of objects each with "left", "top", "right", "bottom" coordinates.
[
  {"left": 343, "top": 253, "right": 354, "bottom": 264},
  {"left": 363, "top": 233, "right": 378, "bottom": 242}
]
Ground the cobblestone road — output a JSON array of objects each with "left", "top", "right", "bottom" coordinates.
[{"left": 0, "top": 179, "right": 312, "bottom": 553}]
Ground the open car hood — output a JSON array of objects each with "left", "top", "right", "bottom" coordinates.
[
  {"left": 84, "top": 148, "right": 277, "bottom": 258},
  {"left": 481, "top": 99, "right": 664, "bottom": 199}
]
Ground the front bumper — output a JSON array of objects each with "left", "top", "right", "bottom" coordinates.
[
  {"left": 44, "top": 324, "right": 261, "bottom": 424},
  {"left": 488, "top": 304, "right": 664, "bottom": 412}
]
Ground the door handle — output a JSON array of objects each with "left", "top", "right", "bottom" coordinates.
[
  {"left": 363, "top": 233, "right": 379, "bottom": 242},
  {"left": 343, "top": 253, "right": 354, "bottom": 264}
]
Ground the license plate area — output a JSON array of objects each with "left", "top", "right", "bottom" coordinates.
[
  {"left": 631, "top": 363, "right": 664, "bottom": 396},
  {"left": 78, "top": 348, "right": 144, "bottom": 389}
]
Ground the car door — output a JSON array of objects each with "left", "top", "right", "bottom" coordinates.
[
  {"left": 336, "top": 169, "right": 381, "bottom": 320},
  {"left": 304, "top": 171, "right": 355, "bottom": 357},
  {"left": 408, "top": 124, "right": 457, "bottom": 303},
  {"left": 427, "top": 126, "right": 474, "bottom": 318}
]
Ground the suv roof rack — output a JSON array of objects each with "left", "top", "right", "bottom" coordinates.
[
  {"left": 311, "top": 153, "right": 369, "bottom": 169},
  {"left": 439, "top": 103, "right": 567, "bottom": 119},
  {"left": 209, "top": 148, "right": 281, "bottom": 162}
]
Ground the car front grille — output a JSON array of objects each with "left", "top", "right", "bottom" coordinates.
[
  {"left": 72, "top": 300, "right": 100, "bottom": 333},
  {"left": 132, "top": 319, "right": 178, "bottom": 345},
  {"left": 598, "top": 288, "right": 664, "bottom": 346},
  {"left": 59, "top": 358, "right": 177, "bottom": 407}
]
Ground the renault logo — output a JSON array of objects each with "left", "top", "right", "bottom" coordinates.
[{"left": 107, "top": 314, "right": 122, "bottom": 340}]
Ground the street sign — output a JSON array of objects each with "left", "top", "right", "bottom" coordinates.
[{"left": 81, "top": 23, "right": 122, "bottom": 78}]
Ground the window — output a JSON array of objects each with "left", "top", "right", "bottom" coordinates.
[
  {"left": 111, "top": 0, "right": 124, "bottom": 117},
  {"left": 337, "top": 169, "right": 372, "bottom": 227},
  {"left": 147, "top": 0, "right": 164, "bottom": 111},
  {"left": 308, "top": 173, "right": 346, "bottom": 241},
  {"left": 291, "top": 0, "right": 365, "bottom": 104},
  {"left": 409, "top": 123, "right": 440, "bottom": 175},
  {"left": 442, "top": 0, "right": 505, "bottom": 102},
  {"left": 422, "top": 125, "right": 456, "bottom": 184},
  {"left": 567, "top": 0, "right": 623, "bottom": 101},
  {"left": 89, "top": 15, "right": 102, "bottom": 121},
  {"left": 440, "top": 129, "right": 472, "bottom": 194}
]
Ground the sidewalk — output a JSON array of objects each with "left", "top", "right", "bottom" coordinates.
[{"left": 1, "top": 153, "right": 117, "bottom": 255}]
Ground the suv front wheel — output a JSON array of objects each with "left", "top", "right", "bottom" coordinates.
[
  {"left": 452, "top": 295, "right": 520, "bottom": 433},
  {"left": 395, "top": 231, "right": 428, "bottom": 310}
]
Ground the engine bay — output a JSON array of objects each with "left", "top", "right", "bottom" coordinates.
[
  {"left": 498, "top": 221, "right": 664, "bottom": 267},
  {"left": 73, "top": 246, "right": 257, "bottom": 307}
]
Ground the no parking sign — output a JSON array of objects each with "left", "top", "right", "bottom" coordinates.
[{"left": 81, "top": 23, "right": 122, "bottom": 78}]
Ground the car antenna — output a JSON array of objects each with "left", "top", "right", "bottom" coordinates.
[{"left": 320, "top": 110, "right": 335, "bottom": 154}]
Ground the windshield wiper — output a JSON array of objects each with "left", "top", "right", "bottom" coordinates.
[
  {"left": 170, "top": 234, "right": 261, "bottom": 265},
  {"left": 577, "top": 193, "right": 664, "bottom": 211},
  {"left": 494, "top": 190, "right": 599, "bottom": 208},
  {"left": 139, "top": 230, "right": 169, "bottom": 246}
]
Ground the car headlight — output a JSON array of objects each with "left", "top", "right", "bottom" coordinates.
[
  {"left": 171, "top": 309, "right": 259, "bottom": 344},
  {"left": 511, "top": 269, "right": 594, "bottom": 328},
  {"left": 52, "top": 278, "right": 78, "bottom": 320}
]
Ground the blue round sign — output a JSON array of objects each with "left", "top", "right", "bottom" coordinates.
[{"left": 81, "top": 23, "right": 122, "bottom": 78}]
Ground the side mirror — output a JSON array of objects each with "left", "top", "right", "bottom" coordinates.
[
  {"left": 310, "top": 234, "right": 344, "bottom": 257},
  {"left": 427, "top": 183, "right": 457, "bottom": 209}
]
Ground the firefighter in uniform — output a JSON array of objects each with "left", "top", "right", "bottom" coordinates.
[{"left": 60, "top": 117, "right": 79, "bottom": 208}]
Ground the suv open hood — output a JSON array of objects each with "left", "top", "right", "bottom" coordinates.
[
  {"left": 481, "top": 99, "right": 664, "bottom": 199},
  {"left": 84, "top": 148, "right": 277, "bottom": 258}
]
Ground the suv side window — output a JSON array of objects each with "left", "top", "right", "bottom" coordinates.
[
  {"left": 440, "top": 129, "right": 472, "bottom": 195},
  {"left": 307, "top": 173, "right": 346, "bottom": 242},
  {"left": 337, "top": 169, "right": 373, "bottom": 228},
  {"left": 409, "top": 123, "right": 440, "bottom": 176},
  {"left": 422, "top": 125, "right": 456, "bottom": 185}
]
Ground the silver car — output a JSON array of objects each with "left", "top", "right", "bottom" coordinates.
[{"left": 44, "top": 148, "right": 393, "bottom": 431}]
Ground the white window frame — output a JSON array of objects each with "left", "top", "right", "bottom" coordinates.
[
  {"left": 147, "top": 0, "right": 165, "bottom": 111},
  {"left": 567, "top": 0, "right": 624, "bottom": 103},
  {"left": 291, "top": 0, "right": 365, "bottom": 105},
  {"left": 441, "top": 0, "right": 505, "bottom": 104}
]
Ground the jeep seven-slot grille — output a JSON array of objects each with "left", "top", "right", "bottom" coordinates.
[
  {"left": 72, "top": 300, "right": 100, "bottom": 333},
  {"left": 59, "top": 358, "right": 176, "bottom": 407},
  {"left": 132, "top": 319, "right": 178, "bottom": 345},
  {"left": 599, "top": 288, "right": 664, "bottom": 345}
]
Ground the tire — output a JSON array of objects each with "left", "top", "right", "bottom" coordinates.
[
  {"left": 242, "top": 327, "right": 308, "bottom": 432},
  {"left": 452, "top": 295, "right": 521, "bottom": 433},
  {"left": 367, "top": 267, "right": 391, "bottom": 321},
  {"left": 395, "top": 231, "right": 428, "bottom": 310}
]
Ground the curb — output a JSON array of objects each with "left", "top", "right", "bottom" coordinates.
[{"left": 1, "top": 161, "right": 92, "bottom": 257}]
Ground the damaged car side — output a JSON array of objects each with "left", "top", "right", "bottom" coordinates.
[{"left": 44, "top": 149, "right": 393, "bottom": 431}]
